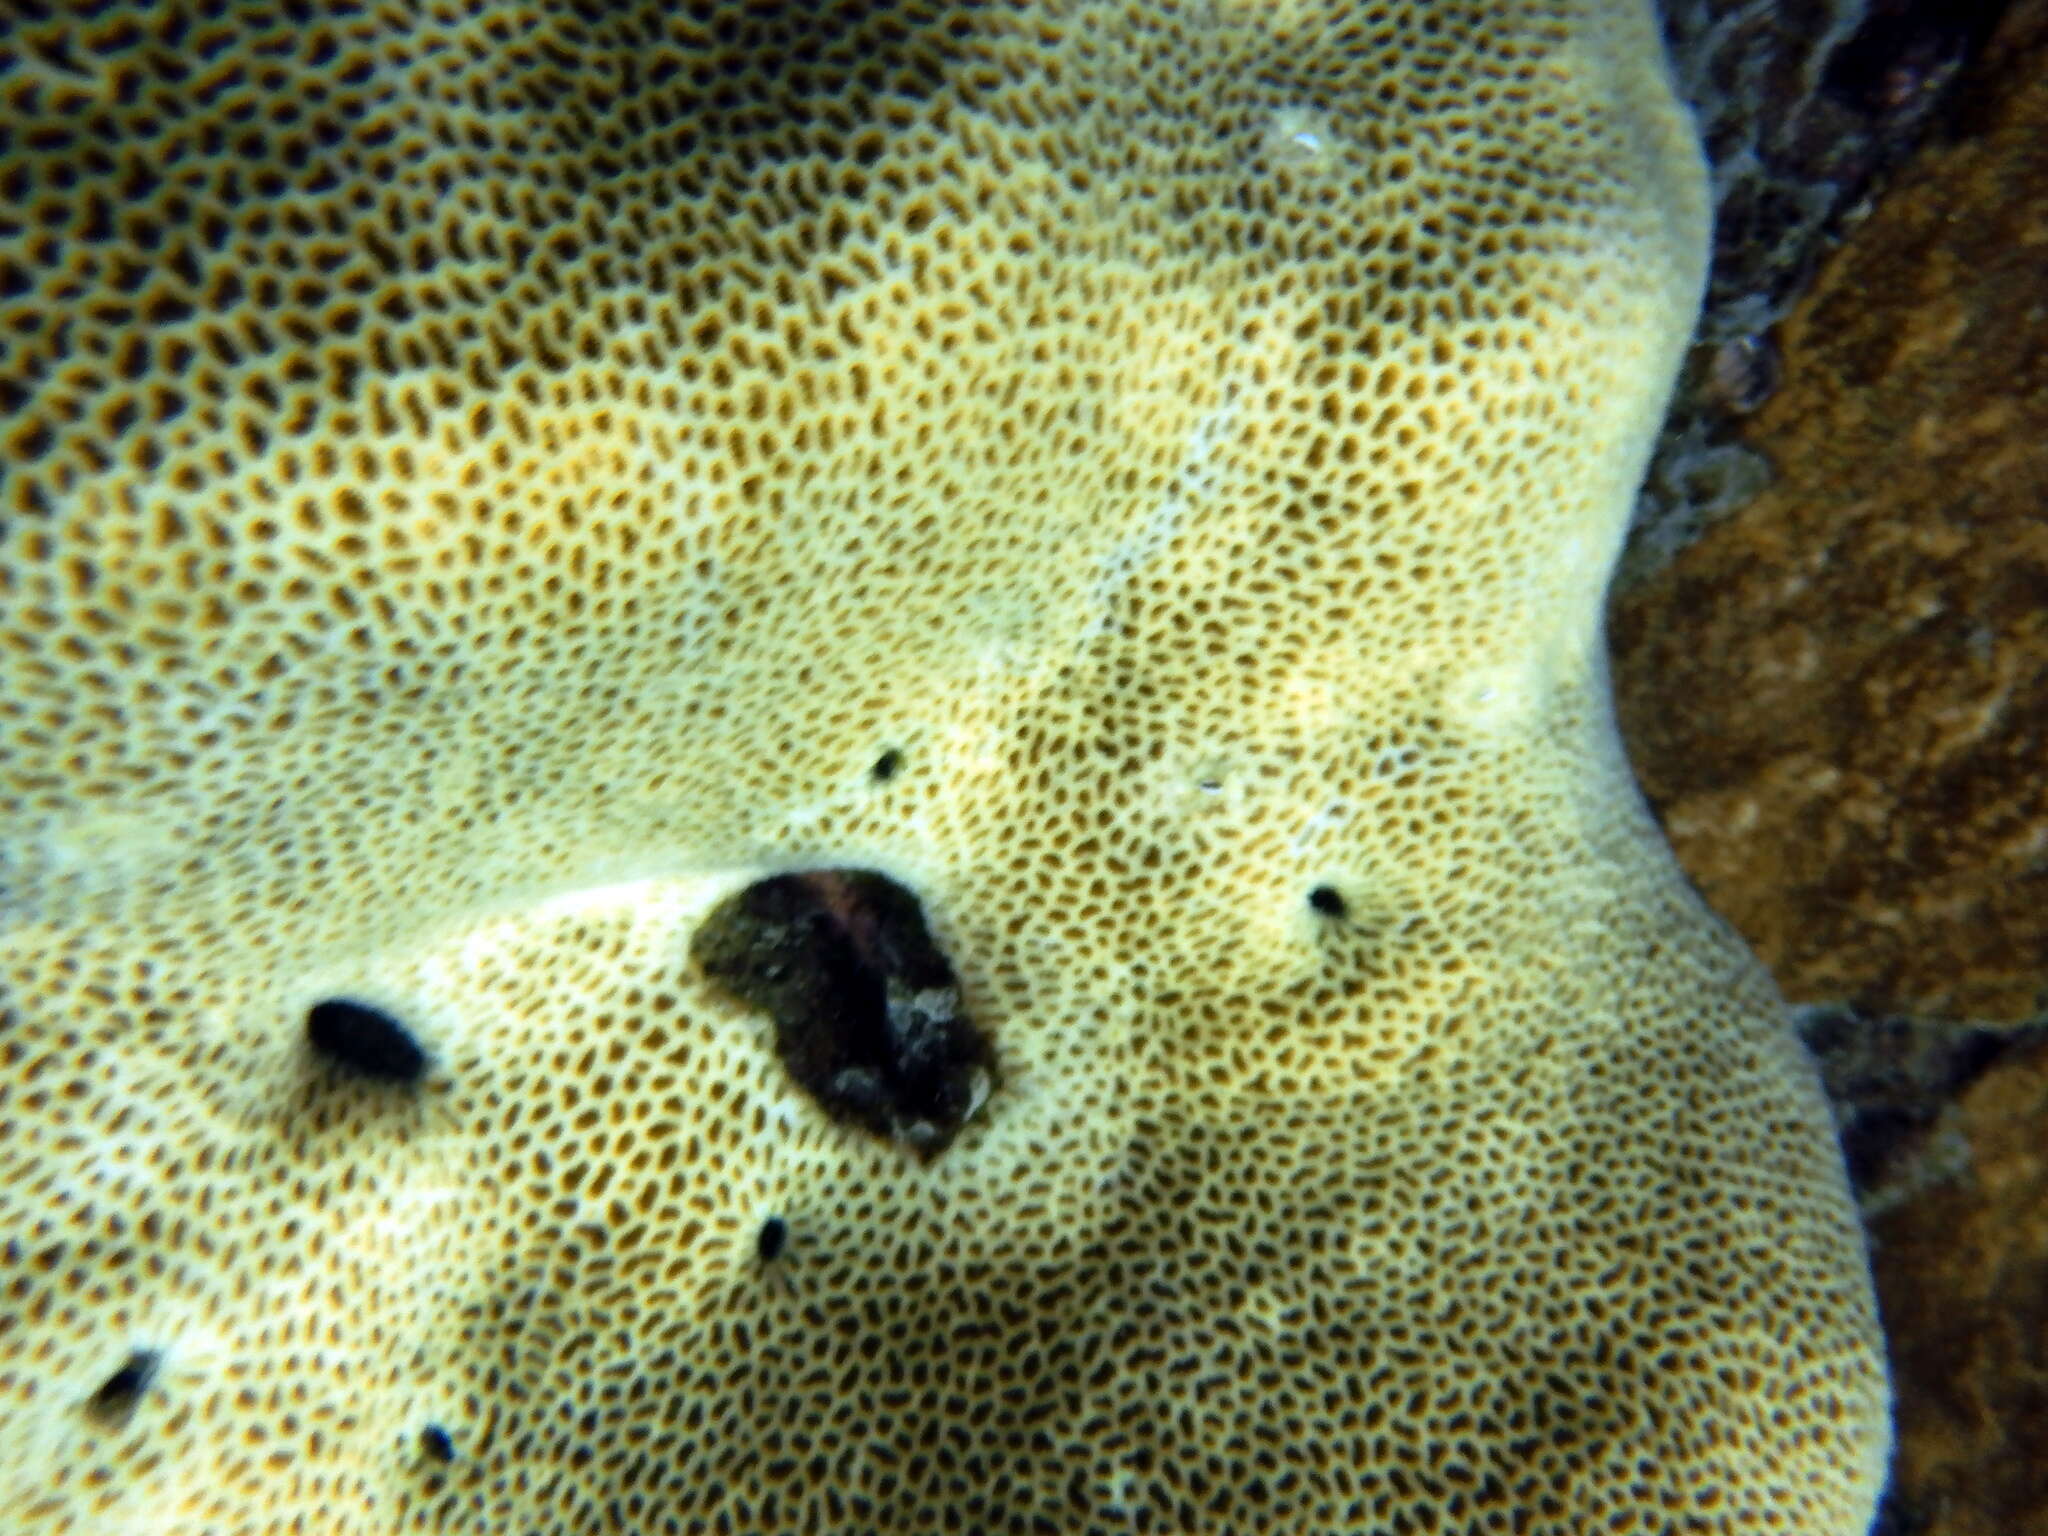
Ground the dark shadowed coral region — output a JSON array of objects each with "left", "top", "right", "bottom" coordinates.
[{"left": 690, "top": 870, "right": 995, "bottom": 1157}]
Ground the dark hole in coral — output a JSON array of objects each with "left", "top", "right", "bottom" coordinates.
[
  {"left": 420, "top": 1423, "right": 455, "bottom": 1463},
  {"left": 690, "top": 869, "right": 994, "bottom": 1157},
  {"left": 757, "top": 1215, "right": 788, "bottom": 1263},
  {"left": 871, "top": 748, "right": 903, "bottom": 782},
  {"left": 307, "top": 998, "right": 431, "bottom": 1084},
  {"left": 86, "top": 1349, "right": 158, "bottom": 1428},
  {"left": 1307, "top": 885, "right": 1347, "bottom": 917}
]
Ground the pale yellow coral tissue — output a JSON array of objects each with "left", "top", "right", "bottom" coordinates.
[{"left": 0, "top": 0, "right": 1889, "bottom": 1532}]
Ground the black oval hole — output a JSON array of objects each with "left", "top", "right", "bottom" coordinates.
[
  {"left": 756, "top": 1215, "right": 788, "bottom": 1263},
  {"left": 86, "top": 1349, "right": 158, "bottom": 1428},
  {"left": 308, "top": 998, "right": 431, "bottom": 1084},
  {"left": 420, "top": 1423, "right": 455, "bottom": 1463},
  {"left": 871, "top": 749, "right": 903, "bottom": 782},
  {"left": 1307, "top": 885, "right": 1347, "bottom": 918}
]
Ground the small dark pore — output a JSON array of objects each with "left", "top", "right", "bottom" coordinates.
[
  {"left": 757, "top": 1215, "right": 788, "bottom": 1263},
  {"left": 307, "top": 997, "right": 431, "bottom": 1084},
  {"left": 420, "top": 1423, "right": 455, "bottom": 1463},
  {"left": 1308, "top": 885, "right": 1348, "bottom": 918},
  {"left": 871, "top": 748, "right": 903, "bottom": 782},
  {"left": 86, "top": 1350, "right": 158, "bottom": 1428}
]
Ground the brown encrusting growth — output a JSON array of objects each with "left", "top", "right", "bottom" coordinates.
[
  {"left": 1612, "top": 0, "right": 2048, "bottom": 1024},
  {"left": 1, "top": 2, "right": 1885, "bottom": 1532}
]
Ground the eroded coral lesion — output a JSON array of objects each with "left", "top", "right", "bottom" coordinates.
[{"left": 690, "top": 868, "right": 996, "bottom": 1157}]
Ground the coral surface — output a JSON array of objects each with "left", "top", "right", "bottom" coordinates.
[{"left": 1, "top": 2, "right": 1886, "bottom": 1532}]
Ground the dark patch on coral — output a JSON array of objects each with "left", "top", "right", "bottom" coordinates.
[
  {"left": 1307, "top": 884, "right": 1347, "bottom": 918},
  {"left": 690, "top": 870, "right": 993, "bottom": 1157},
  {"left": 420, "top": 1423, "right": 456, "bottom": 1463},
  {"left": 871, "top": 748, "right": 903, "bottom": 782},
  {"left": 307, "top": 997, "right": 431, "bottom": 1084},
  {"left": 756, "top": 1215, "right": 789, "bottom": 1263},
  {"left": 85, "top": 1349, "right": 157, "bottom": 1428}
]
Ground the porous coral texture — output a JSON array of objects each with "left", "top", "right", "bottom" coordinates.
[
  {"left": 0, "top": 2, "right": 1887, "bottom": 1532},
  {"left": 1612, "top": 0, "right": 2048, "bottom": 1025}
]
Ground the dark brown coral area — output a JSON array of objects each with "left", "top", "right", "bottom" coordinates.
[{"left": 691, "top": 869, "right": 995, "bottom": 1158}]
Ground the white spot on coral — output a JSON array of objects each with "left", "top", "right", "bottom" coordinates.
[
  {"left": 1100, "top": 1463, "right": 1141, "bottom": 1521},
  {"left": 24, "top": 807, "right": 189, "bottom": 908},
  {"left": 1444, "top": 659, "right": 1543, "bottom": 739},
  {"left": 1260, "top": 106, "right": 1341, "bottom": 173},
  {"left": 1084, "top": 389, "right": 1240, "bottom": 633},
  {"left": 528, "top": 879, "right": 670, "bottom": 924},
  {"left": 1288, "top": 797, "right": 1352, "bottom": 853}
]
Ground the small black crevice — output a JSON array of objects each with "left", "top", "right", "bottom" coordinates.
[
  {"left": 690, "top": 869, "right": 995, "bottom": 1158},
  {"left": 757, "top": 1215, "right": 788, "bottom": 1263},
  {"left": 1308, "top": 884, "right": 1348, "bottom": 918},
  {"left": 307, "top": 998, "right": 432, "bottom": 1084},
  {"left": 1820, "top": 0, "right": 2006, "bottom": 118},
  {"left": 86, "top": 1349, "right": 158, "bottom": 1428},
  {"left": 871, "top": 748, "right": 903, "bottom": 782},
  {"left": 420, "top": 1423, "right": 456, "bottom": 1463}
]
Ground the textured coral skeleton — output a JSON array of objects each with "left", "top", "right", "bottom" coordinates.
[{"left": 0, "top": 1, "right": 1888, "bottom": 1532}]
